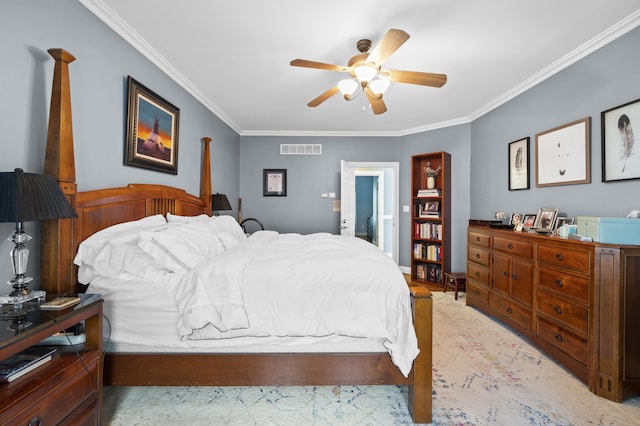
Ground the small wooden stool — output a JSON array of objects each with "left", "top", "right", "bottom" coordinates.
[{"left": 443, "top": 272, "right": 466, "bottom": 300}]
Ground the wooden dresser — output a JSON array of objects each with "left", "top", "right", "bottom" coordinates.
[{"left": 466, "top": 225, "right": 640, "bottom": 401}]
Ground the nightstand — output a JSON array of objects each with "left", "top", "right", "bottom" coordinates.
[
  {"left": 443, "top": 272, "right": 466, "bottom": 300},
  {"left": 0, "top": 294, "right": 103, "bottom": 425}
]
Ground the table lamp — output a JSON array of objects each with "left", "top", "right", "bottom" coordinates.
[
  {"left": 211, "top": 193, "right": 232, "bottom": 215},
  {"left": 0, "top": 168, "right": 77, "bottom": 297}
]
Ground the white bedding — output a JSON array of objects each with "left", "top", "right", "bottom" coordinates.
[{"left": 78, "top": 215, "right": 419, "bottom": 377}]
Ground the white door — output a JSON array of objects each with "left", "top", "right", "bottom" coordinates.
[{"left": 340, "top": 160, "right": 356, "bottom": 236}]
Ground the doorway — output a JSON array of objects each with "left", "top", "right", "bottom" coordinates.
[{"left": 340, "top": 161, "right": 399, "bottom": 264}]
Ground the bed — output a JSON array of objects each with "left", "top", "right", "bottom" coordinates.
[{"left": 39, "top": 48, "right": 433, "bottom": 423}]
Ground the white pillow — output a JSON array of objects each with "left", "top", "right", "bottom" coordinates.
[
  {"left": 208, "top": 215, "right": 246, "bottom": 242},
  {"left": 74, "top": 214, "right": 167, "bottom": 281},
  {"left": 166, "top": 212, "right": 209, "bottom": 223},
  {"left": 138, "top": 220, "right": 226, "bottom": 272}
]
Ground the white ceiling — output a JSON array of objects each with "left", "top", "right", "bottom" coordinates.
[{"left": 81, "top": 0, "right": 640, "bottom": 137}]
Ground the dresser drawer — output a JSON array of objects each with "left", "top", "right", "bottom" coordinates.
[
  {"left": 467, "top": 280, "right": 490, "bottom": 308},
  {"left": 491, "top": 293, "right": 532, "bottom": 332},
  {"left": 467, "top": 262, "right": 490, "bottom": 286},
  {"left": 493, "top": 236, "right": 533, "bottom": 259},
  {"left": 537, "top": 244, "right": 591, "bottom": 272},
  {"left": 537, "top": 317, "right": 589, "bottom": 365},
  {"left": 468, "top": 245, "right": 490, "bottom": 266},
  {"left": 537, "top": 266, "right": 589, "bottom": 305},
  {"left": 468, "top": 231, "right": 490, "bottom": 248},
  {"left": 536, "top": 292, "right": 588, "bottom": 336}
]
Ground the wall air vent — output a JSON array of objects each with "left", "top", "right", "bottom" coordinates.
[{"left": 280, "top": 144, "right": 322, "bottom": 155}]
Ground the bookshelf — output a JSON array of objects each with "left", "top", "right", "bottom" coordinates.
[{"left": 411, "top": 151, "right": 451, "bottom": 286}]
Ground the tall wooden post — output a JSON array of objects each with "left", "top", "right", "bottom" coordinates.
[
  {"left": 41, "top": 48, "right": 78, "bottom": 295},
  {"left": 200, "top": 137, "right": 212, "bottom": 214}
]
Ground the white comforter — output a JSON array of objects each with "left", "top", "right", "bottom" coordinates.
[{"left": 175, "top": 231, "right": 419, "bottom": 376}]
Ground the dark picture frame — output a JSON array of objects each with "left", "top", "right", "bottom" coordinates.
[
  {"left": 508, "top": 137, "right": 530, "bottom": 190},
  {"left": 125, "top": 76, "right": 180, "bottom": 175},
  {"left": 522, "top": 214, "right": 537, "bottom": 228},
  {"left": 601, "top": 97, "right": 640, "bottom": 182},
  {"left": 535, "top": 117, "right": 590, "bottom": 187},
  {"left": 263, "top": 169, "right": 287, "bottom": 196}
]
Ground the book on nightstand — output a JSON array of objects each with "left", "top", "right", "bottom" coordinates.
[
  {"left": 0, "top": 346, "right": 57, "bottom": 383},
  {"left": 40, "top": 296, "right": 81, "bottom": 310}
]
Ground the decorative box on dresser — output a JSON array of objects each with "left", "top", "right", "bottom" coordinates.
[
  {"left": 466, "top": 224, "right": 640, "bottom": 401},
  {"left": 0, "top": 295, "right": 103, "bottom": 425},
  {"left": 410, "top": 152, "right": 451, "bottom": 286}
]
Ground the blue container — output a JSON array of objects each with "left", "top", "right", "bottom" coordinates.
[{"left": 577, "top": 216, "right": 640, "bottom": 245}]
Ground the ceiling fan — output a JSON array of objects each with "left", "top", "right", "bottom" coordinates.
[{"left": 290, "top": 29, "right": 447, "bottom": 115}]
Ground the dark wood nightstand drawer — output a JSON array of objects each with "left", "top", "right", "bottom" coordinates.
[
  {"left": 3, "top": 355, "right": 100, "bottom": 426},
  {"left": 537, "top": 266, "right": 589, "bottom": 305},
  {"left": 536, "top": 292, "right": 588, "bottom": 337},
  {"left": 493, "top": 236, "right": 533, "bottom": 259},
  {"left": 537, "top": 317, "right": 588, "bottom": 366}
]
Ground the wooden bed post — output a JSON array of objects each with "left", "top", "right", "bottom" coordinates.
[
  {"left": 41, "top": 48, "right": 78, "bottom": 296},
  {"left": 200, "top": 137, "right": 212, "bottom": 215},
  {"left": 408, "top": 285, "right": 433, "bottom": 424}
]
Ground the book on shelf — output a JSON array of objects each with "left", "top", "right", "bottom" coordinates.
[
  {"left": 0, "top": 346, "right": 57, "bottom": 383},
  {"left": 40, "top": 296, "right": 81, "bottom": 310},
  {"left": 417, "top": 188, "right": 441, "bottom": 197}
]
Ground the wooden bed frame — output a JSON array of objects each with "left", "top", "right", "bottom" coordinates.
[{"left": 39, "top": 49, "right": 433, "bottom": 423}]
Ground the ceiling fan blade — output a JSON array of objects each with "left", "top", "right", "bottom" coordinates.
[
  {"left": 290, "top": 59, "right": 348, "bottom": 72},
  {"left": 386, "top": 69, "right": 447, "bottom": 87},
  {"left": 364, "top": 87, "right": 387, "bottom": 115},
  {"left": 367, "top": 29, "right": 410, "bottom": 66},
  {"left": 307, "top": 86, "right": 340, "bottom": 107}
]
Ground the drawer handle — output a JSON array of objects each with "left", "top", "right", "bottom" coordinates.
[
  {"left": 476, "top": 236, "right": 480, "bottom": 242},
  {"left": 555, "top": 279, "right": 563, "bottom": 287},
  {"left": 511, "top": 273, "right": 518, "bottom": 280},
  {"left": 475, "top": 253, "right": 481, "bottom": 259},
  {"left": 554, "top": 306, "right": 563, "bottom": 314},
  {"left": 554, "top": 333, "right": 563, "bottom": 342},
  {"left": 475, "top": 271, "right": 480, "bottom": 277},
  {"left": 506, "top": 307, "right": 513, "bottom": 314},
  {"left": 503, "top": 271, "right": 508, "bottom": 277},
  {"left": 555, "top": 253, "right": 564, "bottom": 261},
  {"left": 28, "top": 417, "right": 42, "bottom": 426},
  {"left": 508, "top": 243, "right": 513, "bottom": 249},
  {"left": 475, "top": 289, "right": 480, "bottom": 295}
]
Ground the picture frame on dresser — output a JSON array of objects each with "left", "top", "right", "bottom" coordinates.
[
  {"left": 535, "top": 117, "right": 590, "bottom": 187},
  {"left": 533, "top": 207, "right": 558, "bottom": 231},
  {"left": 508, "top": 137, "right": 530, "bottom": 190},
  {"left": 601, "top": 97, "right": 640, "bottom": 182},
  {"left": 124, "top": 76, "right": 180, "bottom": 175}
]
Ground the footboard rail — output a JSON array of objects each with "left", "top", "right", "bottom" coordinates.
[{"left": 408, "top": 285, "right": 433, "bottom": 424}]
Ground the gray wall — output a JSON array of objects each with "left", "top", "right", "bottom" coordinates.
[
  {"left": 1, "top": 0, "right": 239, "bottom": 295},
  {"left": 470, "top": 27, "right": 640, "bottom": 220},
  {"left": 239, "top": 136, "right": 398, "bottom": 234}
]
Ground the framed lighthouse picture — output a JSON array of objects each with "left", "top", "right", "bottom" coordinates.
[{"left": 125, "top": 76, "right": 180, "bottom": 174}]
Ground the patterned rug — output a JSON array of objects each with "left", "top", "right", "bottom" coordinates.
[{"left": 102, "top": 292, "right": 640, "bottom": 425}]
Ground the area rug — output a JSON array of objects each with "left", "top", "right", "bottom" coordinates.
[{"left": 102, "top": 292, "right": 640, "bottom": 425}]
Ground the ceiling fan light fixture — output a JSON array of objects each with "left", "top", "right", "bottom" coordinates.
[
  {"left": 337, "top": 78, "right": 358, "bottom": 99},
  {"left": 354, "top": 64, "right": 377, "bottom": 84},
  {"left": 369, "top": 74, "right": 390, "bottom": 96}
]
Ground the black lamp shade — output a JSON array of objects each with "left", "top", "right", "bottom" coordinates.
[
  {"left": 0, "top": 168, "right": 77, "bottom": 223},
  {"left": 211, "top": 193, "right": 232, "bottom": 211}
]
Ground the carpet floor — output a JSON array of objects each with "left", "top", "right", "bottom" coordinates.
[{"left": 102, "top": 292, "right": 640, "bottom": 425}]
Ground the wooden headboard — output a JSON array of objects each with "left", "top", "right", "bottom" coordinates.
[{"left": 41, "top": 49, "right": 212, "bottom": 295}]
